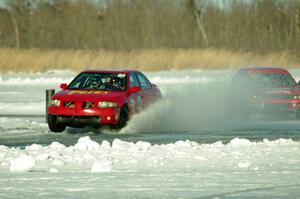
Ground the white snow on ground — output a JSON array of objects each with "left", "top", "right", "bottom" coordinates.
[
  {"left": 0, "top": 136, "right": 299, "bottom": 173},
  {"left": 1, "top": 136, "right": 300, "bottom": 198},
  {"left": 9, "top": 155, "right": 35, "bottom": 172},
  {"left": 0, "top": 117, "right": 47, "bottom": 132},
  {"left": 1, "top": 69, "right": 300, "bottom": 198},
  {"left": 0, "top": 70, "right": 74, "bottom": 116},
  {"left": 150, "top": 75, "right": 213, "bottom": 85},
  {"left": 0, "top": 76, "right": 71, "bottom": 86},
  {"left": 0, "top": 102, "right": 45, "bottom": 116}
]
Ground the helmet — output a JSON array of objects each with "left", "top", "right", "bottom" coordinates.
[{"left": 89, "top": 77, "right": 101, "bottom": 88}]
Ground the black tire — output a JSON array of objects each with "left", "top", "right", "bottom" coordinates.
[
  {"left": 47, "top": 115, "right": 66, "bottom": 133},
  {"left": 115, "top": 106, "right": 129, "bottom": 129}
]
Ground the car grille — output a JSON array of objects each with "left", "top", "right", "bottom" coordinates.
[
  {"left": 82, "top": 102, "right": 94, "bottom": 109},
  {"left": 269, "top": 95, "right": 295, "bottom": 100},
  {"left": 64, "top": 101, "right": 75, "bottom": 108},
  {"left": 63, "top": 101, "right": 95, "bottom": 109}
]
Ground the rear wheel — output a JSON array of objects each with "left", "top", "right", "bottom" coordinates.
[{"left": 47, "top": 115, "right": 66, "bottom": 133}]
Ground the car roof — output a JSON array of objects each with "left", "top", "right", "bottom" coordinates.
[
  {"left": 81, "top": 69, "right": 139, "bottom": 74},
  {"left": 239, "top": 67, "right": 289, "bottom": 74}
]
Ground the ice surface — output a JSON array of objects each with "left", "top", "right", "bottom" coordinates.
[{"left": 1, "top": 69, "right": 300, "bottom": 198}]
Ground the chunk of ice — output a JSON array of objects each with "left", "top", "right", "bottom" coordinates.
[{"left": 9, "top": 155, "right": 35, "bottom": 172}]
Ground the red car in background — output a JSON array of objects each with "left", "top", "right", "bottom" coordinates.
[
  {"left": 47, "top": 70, "right": 161, "bottom": 132},
  {"left": 228, "top": 67, "right": 300, "bottom": 119}
]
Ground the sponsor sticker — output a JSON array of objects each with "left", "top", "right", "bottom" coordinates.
[{"left": 68, "top": 90, "right": 110, "bottom": 95}]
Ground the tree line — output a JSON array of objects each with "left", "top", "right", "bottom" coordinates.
[{"left": 0, "top": 0, "right": 299, "bottom": 53}]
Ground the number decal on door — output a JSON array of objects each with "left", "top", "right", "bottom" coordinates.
[{"left": 137, "top": 95, "right": 143, "bottom": 111}]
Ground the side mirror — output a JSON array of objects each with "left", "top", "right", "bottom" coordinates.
[
  {"left": 152, "top": 83, "right": 157, "bottom": 88},
  {"left": 60, "top": 83, "right": 68, "bottom": 90},
  {"left": 129, "top": 86, "right": 141, "bottom": 93}
]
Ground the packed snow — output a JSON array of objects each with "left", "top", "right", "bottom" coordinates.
[
  {"left": 1, "top": 136, "right": 299, "bottom": 173},
  {"left": 0, "top": 136, "right": 300, "bottom": 198},
  {"left": 1, "top": 69, "right": 300, "bottom": 198}
]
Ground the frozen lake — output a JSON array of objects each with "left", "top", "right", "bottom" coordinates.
[{"left": 1, "top": 69, "right": 300, "bottom": 198}]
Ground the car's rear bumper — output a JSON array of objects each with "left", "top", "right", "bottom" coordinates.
[{"left": 48, "top": 106, "right": 120, "bottom": 126}]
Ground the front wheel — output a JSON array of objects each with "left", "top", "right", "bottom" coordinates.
[
  {"left": 47, "top": 115, "right": 66, "bottom": 133},
  {"left": 114, "top": 107, "right": 129, "bottom": 129}
]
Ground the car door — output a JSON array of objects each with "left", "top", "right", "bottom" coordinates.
[
  {"left": 135, "top": 71, "right": 156, "bottom": 108},
  {"left": 129, "top": 72, "right": 143, "bottom": 113}
]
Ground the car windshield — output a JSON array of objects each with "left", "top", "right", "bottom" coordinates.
[
  {"left": 233, "top": 71, "right": 297, "bottom": 88},
  {"left": 247, "top": 72, "right": 296, "bottom": 87},
  {"left": 68, "top": 72, "right": 127, "bottom": 91}
]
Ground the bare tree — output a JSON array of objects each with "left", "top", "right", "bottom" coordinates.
[
  {"left": 0, "top": 0, "right": 298, "bottom": 52},
  {"left": 186, "top": 0, "right": 209, "bottom": 47}
]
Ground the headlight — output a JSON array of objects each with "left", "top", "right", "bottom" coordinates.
[
  {"left": 98, "top": 101, "right": 118, "bottom": 108},
  {"left": 294, "top": 95, "right": 300, "bottom": 100},
  {"left": 51, "top": 99, "right": 60, "bottom": 107}
]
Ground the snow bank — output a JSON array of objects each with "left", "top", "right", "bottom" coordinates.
[
  {"left": 0, "top": 69, "right": 231, "bottom": 87},
  {"left": 9, "top": 155, "right": 35, "bottom": 172},
  {"left": 75, "top": 136, "right": 100, "bottom": 151},
  {"left": 0, "top": 76, "right": 71, "bottom": 86},
  {"left": 147, "top": 69, "right": 231, "bottom": 84},
  {"left": 0, "top": 117, "right": 46, "bottom": 134},
  {"left": 91, "top": 160, "right": 112, "bottom": 173},
  {"left": 0, "top": 136, "right": 299, "bottom": 173},
  {"left": 149, "top": 75, "right": 214, "bottom": 85},
  {"left": 0, "top": 102, "right": 45, "bottom": 116},
  {"left": 0, "top": 70, "right": 74, "bottom": 86}
]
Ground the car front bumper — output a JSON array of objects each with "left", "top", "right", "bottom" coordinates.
[
  {"left": 48, "top": 106, "right": 120, "bottom": 126},
  {"left": 250, "top": 100, "right": 300, "bottom": 113}
]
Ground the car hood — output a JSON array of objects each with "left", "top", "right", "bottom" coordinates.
[
  {"left": 52, "top": 89, "right": 126, "bottom": 102},
  {"left": 233, "top": 85, "right": 300, "bottom": 99},
  {"left": 264, "top": 86, "right": 300, "bottom": 96}
]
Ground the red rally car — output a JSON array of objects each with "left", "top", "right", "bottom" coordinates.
[
  {"left": 228, "top": 67, "right": 300, "bottom": 119},
  {"left": 47, "top": 69, "right": 162, "bottom": 132}
]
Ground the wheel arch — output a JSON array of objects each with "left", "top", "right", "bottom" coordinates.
[{"left": 122, "top": 103, "right": 129, "bottom": 112}]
